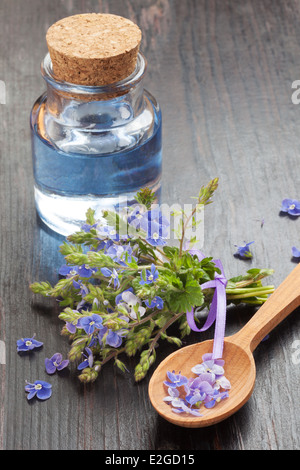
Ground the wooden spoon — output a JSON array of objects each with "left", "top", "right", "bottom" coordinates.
[{"left": 148, "top": 262, "right": 300, "bottom": 428}]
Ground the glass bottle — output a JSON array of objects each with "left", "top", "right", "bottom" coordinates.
[{"left": 30, "top": 51, "right": 162, "bottom": 236}]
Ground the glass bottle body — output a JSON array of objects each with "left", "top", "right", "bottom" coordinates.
[{"left": 31, "top": 53, "right": 162, "bottom": 235}]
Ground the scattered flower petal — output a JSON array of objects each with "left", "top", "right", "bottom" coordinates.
[
  {"left": 163, "top": 354, "right": 230, "bottom": 417},
  {"left": 45, "top": 353, "right": 69, "bottom": 374},
  {"left": 292, "top": 246, "right": 300, "bottom": 258},
  {"left": 25, "top": 380, "right": 52, "bottom": 400},
  {"left": 17, "top": 335, "right": 43, "bottom": 352},
  {"left": 164, "top": 370, "right": 188, "bottom": 388},
  {"left": 280, "top": 199, "right": 300, "bottom": 216},
  {"left": 234, "top": 241, "right": 254, "bottom": 259}
]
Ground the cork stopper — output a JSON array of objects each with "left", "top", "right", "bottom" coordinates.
[{"left": 46, "top": 13, "right": 142, "bottom": 86}]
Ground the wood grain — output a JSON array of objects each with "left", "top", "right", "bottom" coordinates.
[{"left": 1, "top": 0, "right": 300, "bottom": 450}]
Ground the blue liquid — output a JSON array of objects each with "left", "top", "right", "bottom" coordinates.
[{"left": 31, "top": 95, "right": 162, "bottom": 235}]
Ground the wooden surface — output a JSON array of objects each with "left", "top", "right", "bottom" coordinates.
[{"left": 1, "top": 0, "right": 300, "bottom": 451}]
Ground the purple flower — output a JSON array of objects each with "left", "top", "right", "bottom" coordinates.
[
  {"left": 292, "top": 246, "right": 300, "bottom": 258},
  {"left": 145, "top": 296, "right": 164, "bottom": 310},
  {"left": 77, "top": 347, "right": 94, "bottom": 370},
  {"left": 163, "top": 386, "right": 180, "bottom": 404},
  {"left": 172, "top": 402, "right": 202, "bottom": 416},
  {"left": 140, "top": 264, "right": 159, "bottom": 285},
  {"left": 139, "top": 209, "right": 169, "bottom": 246},
  {"left": 281, "top": 199, "right": 300, "bottom": 216},
  {"left": 45, "top": 353, "right": 69, "bottom": 374},
  {"left": 17, "top": 335, "right": 43, "bottom": 352},
  {"left": 163, "top": 387, "right": 202, "bottom": 416},
  {"left": 100, "top": 267, "right": 120, "bottom": 289},
  {"left": 96, "top": 224, "right": 121, "bottom": 241},
  {"left": 162, "top": 355, "right": 230, "bottom": 417},
  {"left": 105, "top": 329, "right": 128, "bottom": 348},
  {"left": 191, "top": 353, "right": 225, "bottom": 378},
  {"left": 184, "top": 374, "right": 215, "bottom": 406},
  {"left": 127, "top": 204, "right": 147, "bottom": 230},
  {"left": 234, "top": 241, "right": 254, "bottom": 259},
  {"left": 118, "top": 290, "right": 146, "bottom": 319},
  {"left": 204, "top": 389, "right": 229, "bottom": 408},
  {"left": 79, "top": 314, "right": 104, "bottom": 335},
  {"left": 81, "top": 222, "right": 97, "bottom": 232},
  {"left": 65, "top": 317, "right": 81, "bottom": 334},
  {"left": 115, "top": 287, "right": 134, "bottom": 305},
  {"left": 106, "top": 243, "right": 137, "bottom": 266},
  {"left": 25, "top": 380, "right": 52, "bottom": 401},
  {"left": 59, "top": 264, "right": 97, "bottom": 288},
  {"left": 164, "top": 370, "right": 189, "bottom": 388}
]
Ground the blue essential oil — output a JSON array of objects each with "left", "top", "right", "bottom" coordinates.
[
  {"left": 31, "top": 91, "right": 162, "bottom": 235},
  {"left": 31, "top": 51, "right": 162, "bottom": 235}
]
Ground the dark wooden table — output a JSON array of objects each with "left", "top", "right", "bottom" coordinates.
[{"left": 1, "top": 0, "right": 300, "bottom": 451}]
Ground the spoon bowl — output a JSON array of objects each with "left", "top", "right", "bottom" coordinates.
[
  {"left": 149, "top": 263, "right": 300, "bottom": 427},
  {"left": 149, "top": 338, "right": 255, "bottom": 428}
]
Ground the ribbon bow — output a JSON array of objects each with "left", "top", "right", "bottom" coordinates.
[{"left": 186, "top": 249, "right": 228, "bottom": 360}]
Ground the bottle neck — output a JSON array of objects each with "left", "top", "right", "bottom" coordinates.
[{"left": 41, "top": 52, "right": 146, "bottom": 126}]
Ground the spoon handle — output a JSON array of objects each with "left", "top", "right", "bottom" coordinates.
[{"left": 230, "top": 262, "right": 300, "bottom": 352}]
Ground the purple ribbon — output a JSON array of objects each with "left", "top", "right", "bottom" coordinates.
[{"left": 186, "top": 249, "right": 227, "bottom": 359}]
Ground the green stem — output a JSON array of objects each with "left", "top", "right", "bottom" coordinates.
[
  {"left": 226, "top": 288, "right": 274, "bottom": 300},
  {"left": 129, "top": 309, "right": 162, "bottom": 328},
  {"left": 101, "top": 347, "right": 126, "bottom": 366},
  {"left": 225, "top": 285, "right": 274, "bottom": 295},
  {"left": 148, "top": 312, "right": 184, "bottom": 355}
]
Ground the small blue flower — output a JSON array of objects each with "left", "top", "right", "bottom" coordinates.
[
  {"left": 234, "top": 241, "right": 254, "bottom": 259},
  {"left": 101, "top": 267, "right": 120, "bottom": 289},
  {"left": 115, "top": 287, "right": 134, "bottom": 305},
  {"left": 281, "top": 199, "right": 300, "bottom": 216},
  {"left": 77, "top": 347, "right": 94, "bottom": 370},
  {"left": 163, "top": 370, "right": 189, "bottom": 388},
  {"left": 204, "top": 390, "right": 229, "bottom": 409},
  {"left": 81, "top": 222, "right": 97, "bottom": 232},
  {"left": 139, "top": 209, "right": 169, "bottom": 246},
  {"left": 145, "top": 296, "right": 164, "bottom": 310},
  {"left": 45, "top": 353, "right": 69, "bottom": 374},
  {"left": 292, "top": 246, "right": 300, "bottom": 258},
  {"left": 59, "top": 264, "right": 97, "bottom": 281},
  {"left": 17, "top": 335, "right": 43, "bottom": 352},
  {"left": 106, "top": 243, "right": 137, "bottom": 266},
  {"left": 105, "top": 329, "right": 128, "bottom": 348},
  {"left": 65, "top": 318, "right": 81, "bottom": 334},
  {"left": 79, "top": 314, "right": 104, "bottom": 335},
  {"left": 25, "top": 380, "right": 52, "bottom": 401},
  {"left": 127, "top": 204, "right": 147, "bottom": 230},
  {"left": 96, "top": 224, "right": 120, "bottom": 241},
  {"left": 191, "top": 353, "right": 225, "bottom": 377},
  {"left": 140, "top": 264, "right": 159, "bottom": 285},
  {"left": 117, "top": 290, "right": 146, "bottom": 319}
]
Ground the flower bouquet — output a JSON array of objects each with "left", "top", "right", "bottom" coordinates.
[{"left": 30, "top": 178, "right": 274, "bottom": 383}]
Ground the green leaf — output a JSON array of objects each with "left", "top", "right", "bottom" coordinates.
[
  {"left": 168, "top": 277, "right": 204, "bottom": 313},
  {"left": 134, "top": 187, "right": 156, "bottom": 209},
  {"left": 30, "top": 281, "right": 53, "bottom": 296},
  {"left": 85, "top": 208, "right": 96, "bottom": 225}
]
